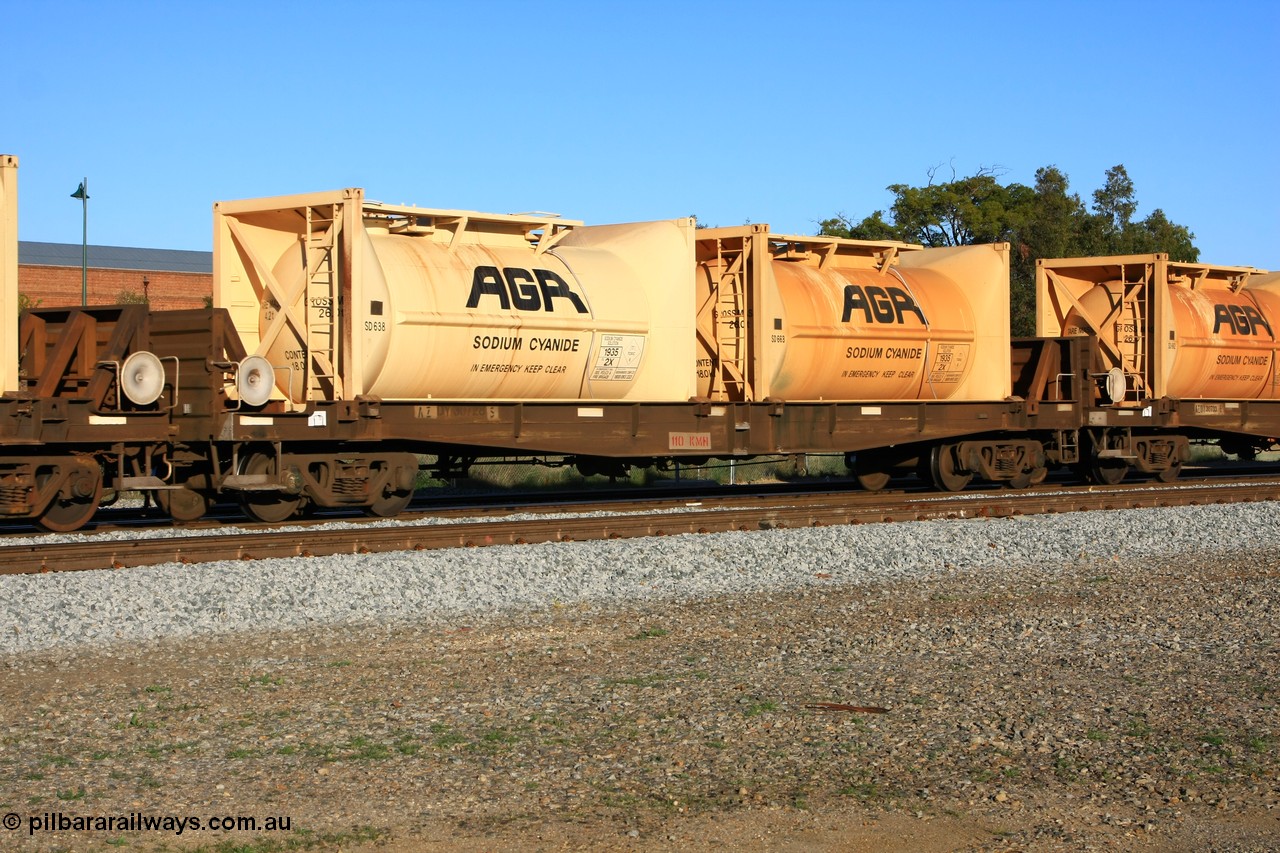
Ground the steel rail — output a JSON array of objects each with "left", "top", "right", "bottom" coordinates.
[{"left": 3, "top": 478, "right": 1277, "bottom": 576}]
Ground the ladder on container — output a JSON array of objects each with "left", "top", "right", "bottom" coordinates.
[
  {"left": 710, "top": 238, "right": 751, "bottom": 401},
  {"left": 302, "top": 206, "right": 339, "bottom": 400},
  {"left": 1117, "top": 279, "right": 1150, "bottom": 401}
]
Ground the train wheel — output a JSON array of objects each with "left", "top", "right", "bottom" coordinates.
[
  {"left": 854, "top": 471, "right": 891, "bottom": 491},
  {"left": 853, "top": 463, "right": 892, "bottom": 491},
  {"left": 1088, "top": 460, "right": 1127, "bottom": 485},
  {"left": 1009, "top": 465, "right": 1050, "bottom": 490},
  {"left": 35, "top": 459, "right": 104, "bottom": 533},
  {"left": 366, "top": 489, "right": 413, "bottom": 518},
  {"left": 365, "top": 453, "right": 418, "bottom": 518},
  {"left": 158, "top": 487, "right": 213, "bottom": 523},
  {"left": 238, "top": 452, "right": 303, "bottom": 523},
  {"left": 849, "top": 454, "right": 892, "bottom": 492},
  {"left": 1155, "top": 461, "right": 1182, "bottom": 483},
  {"left": 928, "top": 445, "right": 972, "bottom": 492}
]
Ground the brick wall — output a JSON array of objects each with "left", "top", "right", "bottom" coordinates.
[{"left": 19, "top": 265, "right": 212, "bottom": 311}]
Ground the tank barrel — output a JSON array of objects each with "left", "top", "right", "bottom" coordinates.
[{"left": 0, "top": 155, "right": 17, "bottom": 396}]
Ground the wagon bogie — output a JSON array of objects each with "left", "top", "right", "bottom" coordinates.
[
  {"left": 0, "top": 454, "right": 105, "bottom": 531},
  {"left": 214, "top": 443, "right": 419, "bottom": 522}
]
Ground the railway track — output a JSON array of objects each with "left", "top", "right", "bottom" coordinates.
[
  {"left": 4, "top": 475, "right": 1279, "bottom": 575},
  {"left": 5, "top": 459, "right": 1276, "bottom": 537}
]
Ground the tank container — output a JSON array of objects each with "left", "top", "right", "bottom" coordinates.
[
  {"left": 0, "top": 155, "right": 16, "bottom": 396},
  {"left": 694, "top": 226, "right": 1011, "bottom": 402},
  {"left": 214, "top": 190, "right": 697, "bottom": 404},
  {"left": 1037, "top": 254, "right": 1278, "bottom": 402}
]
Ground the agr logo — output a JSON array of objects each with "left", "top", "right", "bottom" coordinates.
[{"left": 467, "top": 266, "right": 589, "bottom": 314}]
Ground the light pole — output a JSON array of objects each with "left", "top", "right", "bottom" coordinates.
[{"left": 70, "top": 179, "right": 88, "bottom": 306}]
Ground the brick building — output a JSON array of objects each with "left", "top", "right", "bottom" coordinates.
[{"left": 18, "top": 241, "right": 212, "bottom": 310}]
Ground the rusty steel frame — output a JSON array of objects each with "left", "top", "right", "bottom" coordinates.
[{"left": 0, "top": 305, "right": 247, "bottom": 523}]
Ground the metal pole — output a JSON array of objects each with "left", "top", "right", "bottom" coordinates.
[{"left": 80, "top": 177, "right": 87, "bottom": 307}]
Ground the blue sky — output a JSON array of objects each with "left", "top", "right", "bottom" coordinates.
[{"left": 5, "top": 1, "right": 1278, "bottom": 268}]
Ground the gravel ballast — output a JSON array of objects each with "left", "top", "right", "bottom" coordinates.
[
  {"left": 1, "top": 503, "right": 1277, "bottom": 851},
  {"left": 0, "top": 502, "right": 1276, "bottom": 655}
]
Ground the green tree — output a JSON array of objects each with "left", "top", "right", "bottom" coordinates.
[
  {"left": 887, "top": 167, "right": 1019, "bottom": 247},
  {"left": 1076, "top": 164, "right": 1198, "bottom": 260},
  {"left": 1091, "top": 164, "right": 1138, "bottom": 238},
  {"left": 818, "top": 210, "right": 899, "bottom": 241},
  {"left": 1126, "top": 208, "right": 1197, "bottom": 259},
  {"left": 1018, "top": 166, "right": 1087, "bottom": 261},
  {"left": 820, "top": 163, "right": 1199, "bottom": 336}
]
